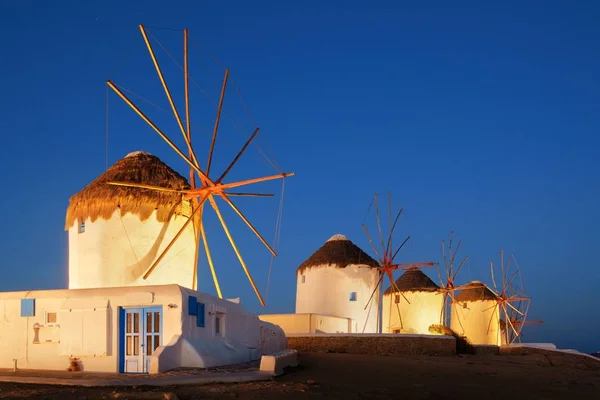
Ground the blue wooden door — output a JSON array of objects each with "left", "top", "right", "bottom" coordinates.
[{"left": 122, "top": 306, "right": 162, "bottom": 373}]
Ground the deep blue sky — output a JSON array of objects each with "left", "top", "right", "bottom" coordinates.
[{"left": 1, "top": 1, "right": 599, "bottom": 352}]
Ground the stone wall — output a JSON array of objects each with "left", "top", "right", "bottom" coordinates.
[
  {"left": 287, "top": 334, "right": 456, "bottom": 356},
  {"left": 500, "top": 346, "right": 600, "bottom": 371}
]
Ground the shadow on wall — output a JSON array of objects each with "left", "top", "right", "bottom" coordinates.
[{"left": 123, "top": 212, "right": 174, "bottom": 285}]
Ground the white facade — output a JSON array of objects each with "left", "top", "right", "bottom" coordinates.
[
  {"left": 68, "top": 209, "right": 196, "bottom": 289},
  {"left": 0, "top": 284, "right": 285, "bottom": 373},
  {"left": 259, "top": 313, "right": 353, "bottom": 335},
  {"left": 295, "top": 265, "right": 380, "bottom": 333},
  {"left": 451, "top": 299, "right": 501, "bottom": 346},
  {"left": 382, "top": 291, "right": 444, "bottom": 334}
]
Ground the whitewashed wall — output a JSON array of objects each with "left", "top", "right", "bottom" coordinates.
[
  {"left": 0, "top": 285, "right": 285, "bottom": 373},
  {"left": 259, "top": 313, "right": 353, "bottom": 335},
  {"left": 68, "top": 210, "right": 196, "bottom": 289},
  {"left": 0, "top": 285, "right": 182, "bottom": 372},
  {"left": 451, "top": 299, "right": 501, "bottom": 345},
  {"left": 295, "top": 265, "right": 380, "bottom": 333},
  {"left": 382, "top": 291, "right": 444, "bottom": 334}
]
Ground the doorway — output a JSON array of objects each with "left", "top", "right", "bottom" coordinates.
[{"left": 119, "top": 306, "right": 163, "bottom": 373}]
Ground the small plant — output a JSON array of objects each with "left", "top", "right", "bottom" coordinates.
[{"left": 67, "top": 357, "right": 81, "bottom": 372}]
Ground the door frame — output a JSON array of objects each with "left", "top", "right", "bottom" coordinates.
[{"left": 118, "top": 305, "right": 163, "bottom": 374}]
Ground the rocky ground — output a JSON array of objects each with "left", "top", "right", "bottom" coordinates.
[{"left": 1, "top": 352, "right": 599, "bottom": 399}]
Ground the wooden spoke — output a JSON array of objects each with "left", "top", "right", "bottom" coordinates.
[
  {"left": 183, "top": 28, "right": 197, "bottom": 188},
  {"left": 199, "top": 213, "right": 223, "bottom": 298},
  {"left": 107, "top": 81, "right": 213, "bottom": 185},
  {"left": 441, "top": 239, "right": 448, "bottom": 276},
  {"left": 223, "top": 192, "right": 274, "bottom": 197},
  {"left": 490, "top": 261, "right": 498, "bottom": 292},
  {"left": 107, "top": 181, "right": 190, "bottom": 193},
  {"left": 374, "top": 195, "right": 386, "bottom": 257},
  {"left": 206, "top": 68, "right": 229, "bottom": 177},
  {"left": 486, "top": 303, "right": 499, "bottom": 334},
  {"left": 208, "top": 195, "right": 265, "bottom": 306},
  {"left": 219, "top": 193, "right": 277, "bottom": 257},
  {"left": 387, "top": 192, "right": 393, "bottom": 259},
  {"left": 453, "top": 256, "right": 470, "bottom": 280},
  {"left": 449, "top": 240, "right": 462, "bottom": 271},
  {"left": 363, "top": 272, "right": 384, "bottom": 311},
  {"left": 216, "top": 127, "right": 260, "bottom": 184},
  {"left": 143, "top": 200, "right": 204, "bottom": 280},
  {"left": 449, "top": 291, "right": 467, "bottom": 332},
  {"left": 362, "top": 224, "right": 382, "bottom": 263},
  {"left": 183, "top": 172, "right": 294, "bottom": 199},
  {"left": 139, "top": 25, "right": 200, "bottom": 170},
  {"left": 385, "top": 207, "right": 403, "bottom": 257},
  {"left": 392, "top": 236, "right": 410, "bottom": 260}
]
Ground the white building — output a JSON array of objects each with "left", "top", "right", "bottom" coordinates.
[
  {"left": 451, "top": 281, "right": 501, "bottom": 346},
  {"left": 382, "top": 268, "right": 443, "bottom": 334},
  {"left": 0, "top": 285, "right": 284, "bottom": 373},
  {"left": 66, "top": 151, "right": 197, "bottom": 289},
  {"left": 293, "top": 234, "right": 381, "bottom": 333},
  {"left": 0, "top": 151, "right": 286, "bottom": 374}
]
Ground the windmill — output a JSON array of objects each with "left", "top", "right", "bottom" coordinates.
[
  {"left": 361, "top": 193, "right": 436, "bottom": 332},
  {"left": 105, "top": 25, "right": 294, "bottom": 306},
  {"left": 437, "top": 231, "right": 477, "bottom": 329},
  {"left": 486, "top": 249, "right": 540, "bottom": 345}
]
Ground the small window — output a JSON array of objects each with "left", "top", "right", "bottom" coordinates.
[
  {"left": 349, "top": 292, "right": 357, "bottom": 302},
  {"left": 215, "top": 316, "right": 221, "bottom": 336},
  {"left": 46, "top": 311, "right": 57, "bottom": 325},
  {"left": 215, "top": 312, "right": 225, "bottom": 337},
  {"left": 393, "top": 329, "right": 400, "bottom": 334},
  {"left": 301, "top": 275, "right": 306, "bottom": 283},
  {"left": 395, "top": 295, "right": 400, "bottom": 304},
  {"left": 78, "top": 220, "right": 85, "bottom": 234},
  {"left": 21, "top": 299, "right": 35, "bottom": 317},
  {"left": 196, "top": 303, "right": 205, "bottom": 327}
]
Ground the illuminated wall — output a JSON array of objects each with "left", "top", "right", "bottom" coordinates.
[
  {"left": 295, "top": 265, "right": 380, "bottom": 333},
  {"left": 381, "top": 291, "right": 444, "bottom": 334},
  {"left": 68, "top": 209, "right": 196, "bottom": 289},
  {"left": 450, "top": 299, "right": 501, "bottom": 346}
]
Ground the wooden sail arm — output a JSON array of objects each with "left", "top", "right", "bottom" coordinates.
[
  {"left": 139, "top": 25, "right": 200, "bottom": 170},
  {"left": 107, "top": 80, "right": 215, "bottom": 187}
]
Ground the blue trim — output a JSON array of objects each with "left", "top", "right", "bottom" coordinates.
[
  {"left": 21, "top": 299, "right": 35, "bottom": 317},
  {"left": 196, "top": 302, "right": 205, "bottom": 327},
  {"left": 187, "top": 296, "right": 197, "bottom": 315},
  {"left": 118, "top": 307, "right": 125, "bottom": 373}
]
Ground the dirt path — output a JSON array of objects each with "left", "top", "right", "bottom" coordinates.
[{"left": 0, "top": 353, "right": 599, "bottom": 399}]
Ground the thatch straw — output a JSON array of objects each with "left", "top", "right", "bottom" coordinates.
[
  {"left": 65, "top": 151, "right": 191, "bottom": 230},
  {"left": 454, "top": 281, "right": 498, "bottom": 302},
  {"left": 384, "top": 268, "right": 440, "bottom": 294},
  {"left": 296, "top": 234, "right": 380, "bottom": 274}
]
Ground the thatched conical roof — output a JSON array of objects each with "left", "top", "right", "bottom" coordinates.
[
  {"left": 65, "top": 151, "right": 190, "bottom": 230},
  {"left": 454, "top": 281, "right": 498, "bottom": 302},
  {"left": 384, "top": 268, "right": 440, "bottom": 295},
  {"left": 296, "top": 234, "right": 380, "bottom": 274}
]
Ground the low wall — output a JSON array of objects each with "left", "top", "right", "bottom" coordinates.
[
  {"left": 287, "top": 333, "right": 456, "bottom": 356},
  {"left": 500, "top": 345, "right": 600, "bottom": 371}
]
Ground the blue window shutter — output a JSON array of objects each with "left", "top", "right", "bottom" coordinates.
[
  {"left": 188, "top": 296, "right": 197, "bottom": 316},
  {"left": 21, "top": 299, "right": 35, "bottom": 317},
  {"left": 349, "top": 292, "right": 357, "bottom": 301},
  {"left": 196, "top": 303, "right": 205, "bottom": 327}
]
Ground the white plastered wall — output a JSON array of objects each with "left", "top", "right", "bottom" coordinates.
[
  {"left": 381, "top": 291, "right": 444, "bottom": 334},
  {"left": 68, "top": 210, "right": 196, "bottom": 289},
  {"left": 450, "top": 299, "right": 501, "bottom": 345},
  {"left": 295, "top": 264, "right": 380, "bottom": 333},
  {"left": 0, "top": 284, "right": 287, "bottom": 373},
  {"left": 259, "top": 313, "right": 353, "bottom": 335},
  {"left": 0, "top": 285, "right": 183, "bottom": 372}
]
